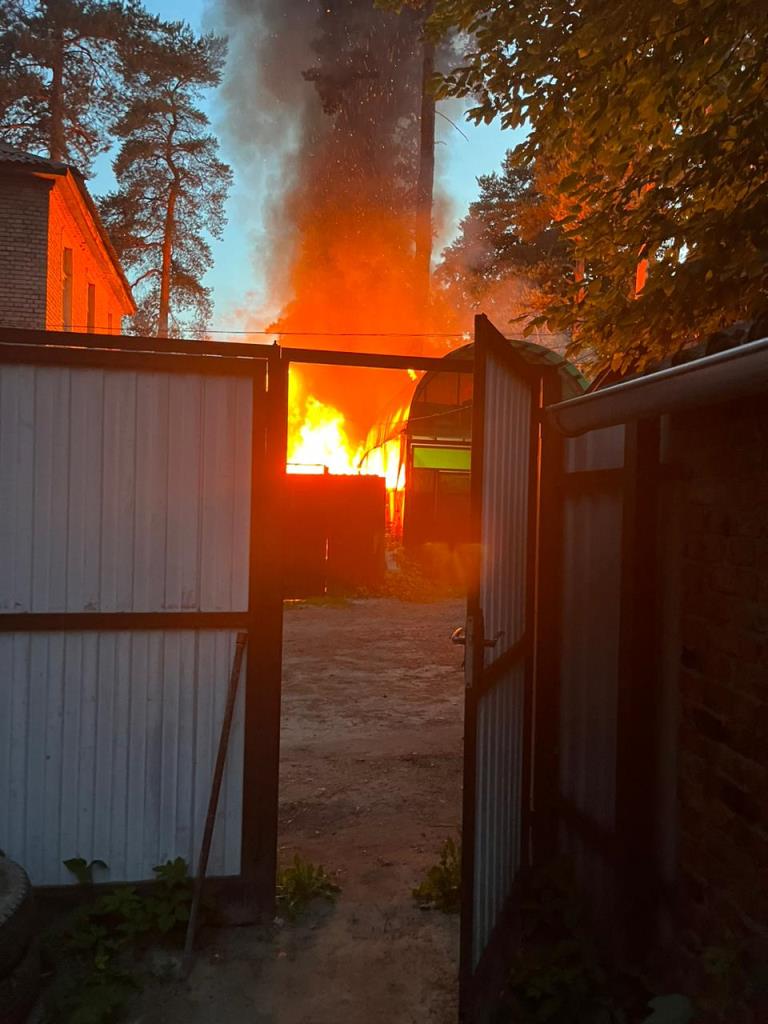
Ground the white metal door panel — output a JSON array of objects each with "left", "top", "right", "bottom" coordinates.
[{"left": 461, "top": 315, "right": 540, "bottom": 1015}]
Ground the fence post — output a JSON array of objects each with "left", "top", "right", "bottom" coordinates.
[{"left": 240, "top": 350, "right": 287, "bottom": 915}]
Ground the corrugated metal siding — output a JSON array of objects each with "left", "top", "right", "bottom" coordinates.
[
  {"left": 472, "top": 349, "right": 531, "bottom": 966},
  {"left": 0, "top": 366, "right": 252, "bottom": 613},
  {"left": 559, "top": 425, "right": 625, "bottom": 918},
  {"left": 559, "top": 490, "right": 621, "bottom": 827},
  {"left": 0, "top": 364, "right": 254, "bottom": 885},
  {"left": 480, "top": 363, "right": 530, "bottom": 662},
  {"left": 564, "top": 424, "right": 625, "bottom": 473},
  {"left": 473, "top": 661, "right": 525, "bottom": 966},
  {"left": 0, "top": 631, "right": 244, "bottom": 885}
]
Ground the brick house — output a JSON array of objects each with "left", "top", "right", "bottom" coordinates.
[{"left": 0, "top": 143, "right": 134, "bottom": 332}]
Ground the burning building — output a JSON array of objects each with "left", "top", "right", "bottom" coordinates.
[
  {"left": 279, "top": 330, "right": 585, "bottom": 596},
  {"left": 395, "top": 338, "right": 586, "bottom": 551}
]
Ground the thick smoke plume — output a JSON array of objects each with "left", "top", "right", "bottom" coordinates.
[{"left": 217, "top": 0, "right": 461, "bottom": 444}]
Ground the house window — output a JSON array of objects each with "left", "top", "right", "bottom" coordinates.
[
  {"left": 62, "top": 248, "right": 73, "bottom": 330},
  {"left": 87, "top": 283, "right": 95, "bottom": 332}
]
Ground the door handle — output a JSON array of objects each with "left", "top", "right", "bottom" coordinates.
[{"left": 452, "top": 626, "right": 503, "bottom": 648}]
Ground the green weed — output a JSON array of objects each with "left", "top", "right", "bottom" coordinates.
[
  {"left": 276, "top": 854, "right": 340, "bottom": 920},
  {"left": 63, "top": 857, "right": 109, "bottom": 886},
  {"left": 412, "top": 837, "right": 461, "bottom": 913},
  {"left": 42, "top": 856, "right": 193, "bottom": 1023}
]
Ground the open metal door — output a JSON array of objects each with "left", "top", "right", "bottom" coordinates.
[{"left": 460, "top": 315, "right": 542, "bottom": 1021}]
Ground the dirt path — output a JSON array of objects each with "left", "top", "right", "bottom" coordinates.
[{"left": 131, "top": 598, "right": 465, "bottom": 1024}]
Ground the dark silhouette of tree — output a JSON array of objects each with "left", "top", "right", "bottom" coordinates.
[
  {"left": 99, "top": 21, "right": 231, "bottom": 337},
  {"left": 437, "top": 155, "right": 570, "bottom": 322},
  {"left": 0, "top": 0, "right": 138, "bottom": 173}
]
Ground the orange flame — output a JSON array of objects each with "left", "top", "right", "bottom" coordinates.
[
  {"left": 272, "top": 189, "right": 460, "bottom": 496},
  {"left": 287, "top": 364, "right": 413, "bottom": 491}
]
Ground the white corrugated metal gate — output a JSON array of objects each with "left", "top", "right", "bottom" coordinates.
[
  {"left": 461, "top": 316, "right": 666, "bottom": 1020},
  {"left": 460, "top": 316, "right": 544, "bottom": 1019},
  {"left": 0, "top": 332, "right": 286, "bottom": 905}
]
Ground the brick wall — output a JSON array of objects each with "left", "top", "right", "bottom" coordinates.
[
  {"left": 0, "top": 175, "right": 50, "bottom": 330},
  {"left": 47, "top": 183, "right": 128, "bottom": 333},
  {"left": 669, "top": 395, "right": 768, "bottom": 1018}
]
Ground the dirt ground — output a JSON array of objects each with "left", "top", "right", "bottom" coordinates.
[{"left": 130, "top": 597, "right": 466, "bottom": 1024}]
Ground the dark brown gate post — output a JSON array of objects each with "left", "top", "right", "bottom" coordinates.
[{"left": 241, "top": 348, "right": 288, "bottom": 914}]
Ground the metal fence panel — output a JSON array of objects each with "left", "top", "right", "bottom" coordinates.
[
  {"left": 0, "top": 366, "right": 252, "bottom": 614},
  {"left": 560, "top": 490, "right": 622, "bottom": 827},
  {"left": 473, "top": 660, "right": 525, "bottom": 966},
  {"left": 564, "top": 424, "right": 625, "bottom": 472},
  {"left": 0, "top": 630, "right": 244, "bottom": 885},
  {"left": 0, "top": 362, "right": 255, "bottom": 885},
  {"left": 471, "top": 343, "right": 532, "bottom": 968},
  {"left": 480, "top": 366, "right": 530, "bottom": 665},
  {"left": 558, "top": 425, "right": 626, "bottom": 918}
]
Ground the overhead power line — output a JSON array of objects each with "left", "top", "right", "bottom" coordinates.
[{"left": 0, "top": 319, "right": 470, "bottom": 340}]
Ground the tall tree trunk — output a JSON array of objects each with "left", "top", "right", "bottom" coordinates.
[
  {"left": 415, "top": 36, "right": 435, "bottom": 298},
  {"left": 158, "top": 183, "right": 178, "bottom": 337},
  {"left": 49, "top": 27, "right": 66, "bottom": 161}
]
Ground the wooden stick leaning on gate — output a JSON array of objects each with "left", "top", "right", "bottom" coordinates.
[{"left": 182, "top": 631, "right": 248, "bottom": 977}]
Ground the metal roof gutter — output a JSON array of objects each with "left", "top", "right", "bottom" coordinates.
[{"left": 546, "top": 335, "right": 768, "bottom": 437}]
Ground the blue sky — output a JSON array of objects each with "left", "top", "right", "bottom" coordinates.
[{"left": 93, "top": 0, "right": 522, "bottom": 330}]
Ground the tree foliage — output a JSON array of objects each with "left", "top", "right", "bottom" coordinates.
[
  {"left": 99, "top": 22, "right": 231, "bottom": 336},
  {"left": 0, "top": 0, "right": 139, "bottom": 173},
  {"left": 397, "top": 0, "right": 768, "bottom": 370},
  {"left": 436, "top": 153, "right": 571, "bottom": 337}
]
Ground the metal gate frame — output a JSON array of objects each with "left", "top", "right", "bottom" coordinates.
[{"left": 0, "top": 327, "right": 286, "bottom": 912}]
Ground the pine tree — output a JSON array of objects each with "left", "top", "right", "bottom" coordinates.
[
  {"left": 0, "top": 0, "right": 138, "bottom": 173},
  {"left": 436, "top": 154, "right": 570, "bottom": 338},
  {"left": 99, "top": 21, "right": 232, "bottom": 337}
]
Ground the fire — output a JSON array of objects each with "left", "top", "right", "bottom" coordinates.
[
  {"left": 287, "top": 394, "right": 361, "bottom": 475},
  {"left": 287, "top": 366, "right": 409, "bottom": 493},
  {"left": 271, "top": 184, "right": 460, "bottom": 506}
]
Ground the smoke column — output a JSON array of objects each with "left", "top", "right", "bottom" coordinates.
[{"left": 216, "top": 0, "right": 459, "bottom": 441}]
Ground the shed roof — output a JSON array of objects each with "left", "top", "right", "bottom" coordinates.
[{"left": 413, "top": 337, "right": 587, "bottom": 407}]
